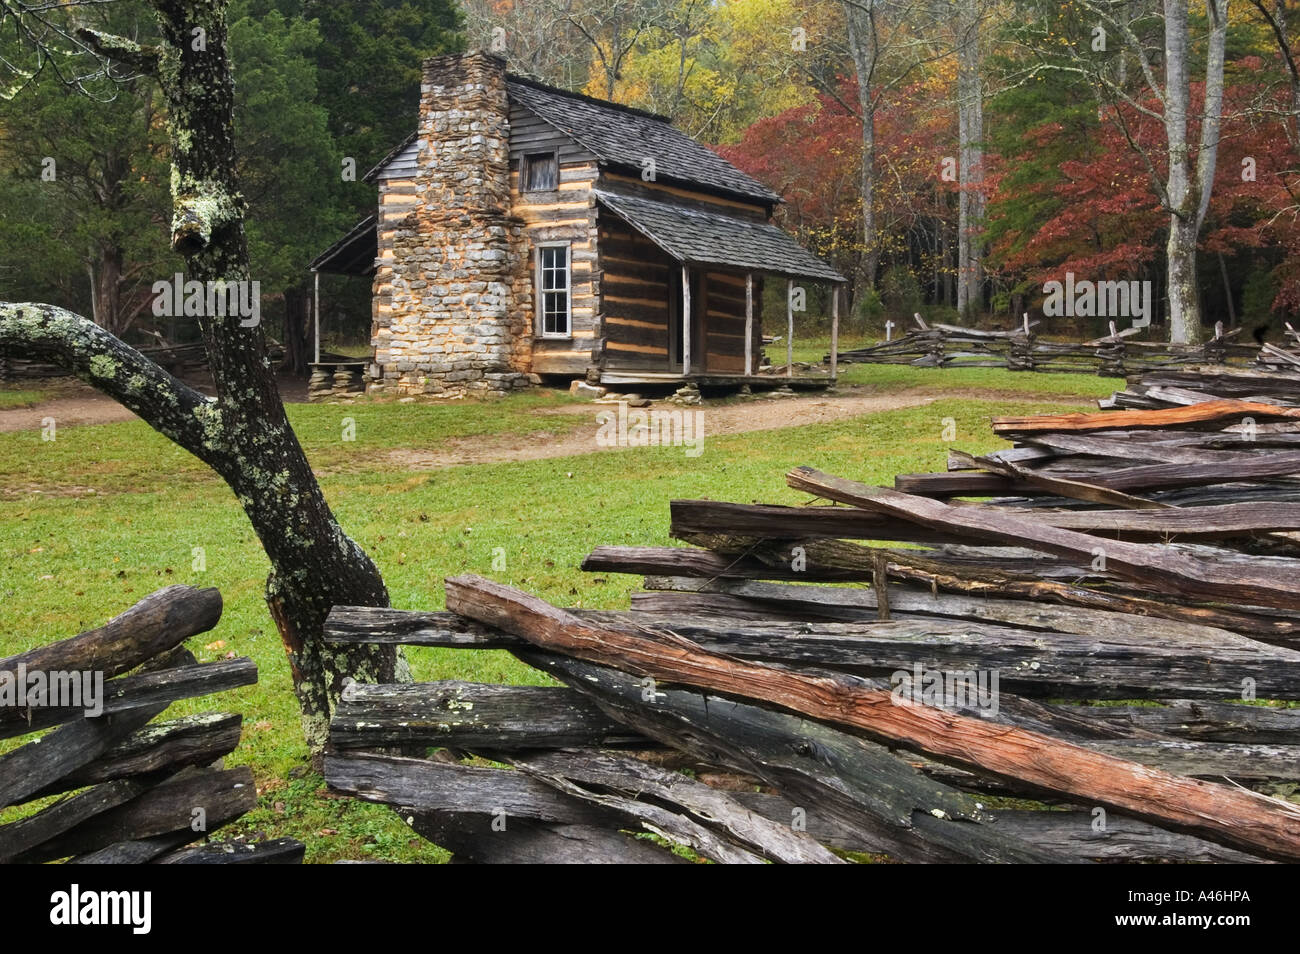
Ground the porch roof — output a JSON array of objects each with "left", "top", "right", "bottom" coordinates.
[
  {"left": 309, "top": 214, "right": 377, "bottom": 276},
  {"left": 593, "top": 189, "right": 846, "bottom": 283}
]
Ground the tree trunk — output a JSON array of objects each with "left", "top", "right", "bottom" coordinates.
[
  {"left": 1166, "top": 215, "right": 1202, "bottom": 343},
  {"left": 844, "top": 3, "right": 880, "bottom": 295},
  {"left": 151, "top": 0, "right": 405, "bottom": 751},
  {"left": 94, "top": 245, "right": 125, "bottom": 336},
  {"left": 1, "top": 0, "right": 406, "bottom": 754},
  {"left": 1160, "top": 0, "right": 1228, "bottom": 344},
  {"left": 955, "top": 0, "right": 984, "bottom": 321},
  {"left": 282, "top": 282, "right": 312, "bottom": 377}
]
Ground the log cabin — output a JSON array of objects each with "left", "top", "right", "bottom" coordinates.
[{"left": 309, "top": 51, "right": 846, "bottom": 399}]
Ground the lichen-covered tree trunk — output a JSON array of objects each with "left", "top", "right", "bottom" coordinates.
[
  {"left": 153, "top": 0, "right": 407, "bottom": 750},
  {"left": 1166, "top": 216, "right": 1203, "bottom": 344},
  {"left": 844, "top": 2, "right": 880, "bottom": 297},
  {"left": 1, "top": 0, "right": 406, "bottom": 753},
  {"left": 1160, "top": 0, "right": 1228, "bottom": 345}
]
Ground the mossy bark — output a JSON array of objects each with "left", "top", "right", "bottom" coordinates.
[{"left": 2, "top": 0, "right": 407, "bottom": 753}]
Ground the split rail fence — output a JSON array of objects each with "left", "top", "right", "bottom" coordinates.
[
  {"left": 829, "top": 315, "right": 1268, "bottom": 376},
  {"left": 0, "top": 585, "right": 303, "bottom": 864},
  {"left": 324, "top": 361, "right": 1300, "bottom": 864}
]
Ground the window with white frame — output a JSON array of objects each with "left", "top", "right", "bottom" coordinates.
[{"left": 537, "top": 243, "right": 571, "bottom": 337}]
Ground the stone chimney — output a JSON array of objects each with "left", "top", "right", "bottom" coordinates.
[{"left": 371, "top": 51, "right": 530, "bottom": 398}]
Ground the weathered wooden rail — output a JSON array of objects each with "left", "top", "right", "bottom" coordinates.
[
  {"left": 0, "top": 586, "right": 303, "bottom": 864},
  {"left": 323, "top": 363, "right": 1300, "bottom": 863},
  {"left": 829, "top": 315, "right": 1263, "bottom": 376}
]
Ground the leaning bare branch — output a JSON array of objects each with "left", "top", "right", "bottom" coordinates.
[
  {"left": 0, "top": 302, "right": 219, "bottom": 459},
  {"left": 76, "top": 27, "right": 161, "bottom": 76}
]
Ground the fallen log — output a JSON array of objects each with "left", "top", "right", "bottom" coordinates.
[
  {"left": 0, "top": 779, "right": 146, "bottom": 862},
  {"left": 727, "top": 792, "right": 1269, "bottom": 864},
  {"left": 156, "top": 838, "right": 306, "bottom": 864},
  {"left": 593, "top": 609, "right": 1300, "bottom": 701},
  {"left": 330, "top": 681, "right": 638, "bottom": 751},
  {"left": 444, "top": 574, "right": 1300, "bottom": 861},
  {"left": 29, "top": 713, "right": 245, "bottom": 799},
  {"left": 325, "top": 751, "right": 683, "bottom": 864},
  {"left": 408, "top": 811, "right": 684, "bottom": 864},
  {"left": 0, "top": 585, "right": 222, "bottom": 702},
  {"left": 0, "top": 657, "right": 257, "bottom": 740}
]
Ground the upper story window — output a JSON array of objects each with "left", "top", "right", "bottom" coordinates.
[
  {"left": 537, "top": 243, "right": 571, "bottom": 337},
  {"left": 522, "top": 152, "right": 558, "bottom": 192}
]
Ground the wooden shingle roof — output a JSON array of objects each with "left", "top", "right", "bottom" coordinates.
[
  {"left": 505, "top": 79, "right": 780, "bottom": 205},
  {"left": 309, "top": 214, "right": 378, "bottom": 276},
  {"left": 364, "top": 75, "right": 782, "bottom": 205},
  {"left": 594, "top": 190, "right": 845, "bottom": 283}
]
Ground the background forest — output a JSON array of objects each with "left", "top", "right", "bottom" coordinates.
[{"left": 2, "top": 0, "right": 1296, "bottom": 348}]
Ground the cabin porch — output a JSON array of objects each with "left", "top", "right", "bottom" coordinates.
[{"left": 591, "top": 189, "right": 847, "bottom": 389}]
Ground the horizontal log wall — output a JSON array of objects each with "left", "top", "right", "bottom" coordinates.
[
  {"left": 510, "top": 155, "right": 600, "bottom": 377},
  {"left": 703, "top": 271, "right": 752, "bottom": 374},
  {"left": 598, "top": 215, "right": 674, "bottom": 371}
]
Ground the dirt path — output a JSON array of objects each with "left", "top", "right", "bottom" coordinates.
[
  {"left": 0, "top": 394, "right": 141, "bottom": 432},
  {"left": 0, "top": 373, "right": 308, "bottom": 433},
  {"left": 383, "top": 391, "right": 942, "bottom": 470},
  {"left": 2, "top": 379, "right": 1095, "bottom": 470}
]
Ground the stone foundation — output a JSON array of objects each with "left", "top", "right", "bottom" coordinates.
[{"left": 308, "top": 362, "right": 366, "bottom": 402}]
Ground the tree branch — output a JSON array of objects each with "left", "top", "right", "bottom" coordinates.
[
  {"left": 75, "top": 28, "right": 161, "bottom": 76},
  {"left": 0, "top": 302, "right": 219, "bottom": 459}
]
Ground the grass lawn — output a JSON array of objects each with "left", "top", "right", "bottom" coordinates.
[
  {"left": 0, "top": 388, "right": 46, "bottom": 410},
  {"left": 0, "top": 364, "right": 1117, "bottom": 862}
]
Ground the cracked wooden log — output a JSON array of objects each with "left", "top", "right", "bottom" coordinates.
[
  {"left": 2, "top": 657, "right": 257, "bottom": 740},
  {"left": 326, "top": 603, "right": 1300, "bottom": 701},
  {"left": 155, "top": 838, "right": 306, "bottom": 864},
  {"left": 29, "top": 713, "right": 245, "bottom": 800},
  {"left": 12, "top": 766, "right": 257, "bottom": 864},
  {"left": 787, "top": 467, "right": 1300, "bottom": 611},
  {"left": 728, "top": 792, "right": 1268, "bottom": 863},
  {"left": 512, "top": 750, "right": 844, "bottom": 863},
  {"left": 0, "top": 644, "right": 202, "bottom": 808},
  {"left": 0, "top": 779, "right": 147, "bottom": 863},
  {"left": 0, "top": 584, "right": 221, "bottom": 733},
  {"left": 669, "top": 497, "right": 1300, "bottom": 543},
  {"left": 992, "top": 400, "right": 1300, "bottom": 437},
  {"left": 444, "top": 574, "right": 1300, "bottom": 861},
  {"left": 579, "top": 539, "right": 1300, "bottom": 645},
  {"left": 329, "top": 681, "right": 638, "bottom": 751},
  {"left": 518, "top": 651, "right": 1067, "bottom": 863},
  {"left": 590, "top": 609, "right": 1300, "bottom": 701},
  {"left": 408, "top": 811, "right": 686, "bottom": 864},
  {"left": 325, "top": 751, "right": 684, "bottom": 864}
]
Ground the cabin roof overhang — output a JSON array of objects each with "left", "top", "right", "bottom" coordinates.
[
  {"left": 309, "top": 214, "right": 378, "bottom": 276},
  {"left": 594, "top": 190, "right": 846, "bottom": 284}
]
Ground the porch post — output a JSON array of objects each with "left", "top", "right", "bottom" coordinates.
[
  {"left": 786, "top": 278, "right": 794, "bottom": 379},
  {"left": 682, "top": 263, "right": 691, "bottom": 376},
  {"left": 312, "top": 269, "right": 321, "bottom": 365},
  {"left": 830, "top": 284, "right": 839, "bottom": 382},
  {"left": 744, "top": 272, "right": 753, "bottom": 376}
]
